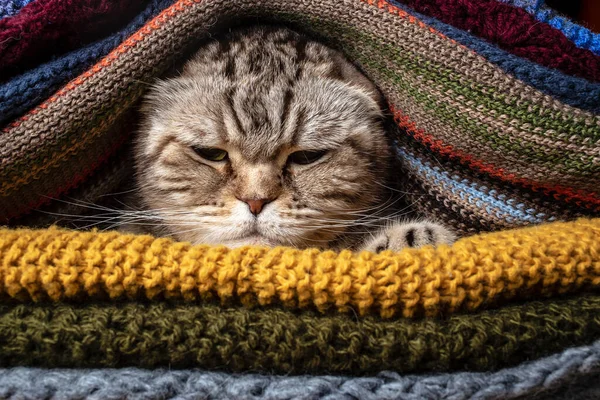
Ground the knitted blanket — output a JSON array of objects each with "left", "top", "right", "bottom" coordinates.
[
  {"left": 2, "top": 0, "right": 599, "bottom": 233},
  {"left": 1, "top": 0, "right": 600, "bottom": 398},
  {"left": 498, "top": 0, "right": 600, "bottom": 55},
  {"left": 0, "top": 0, "right": 31, "bottom": 19},
  {"left": 2, "top": 219, "right": 599, "bottom": 317},
  {"left": 391, "top": 0, "right": 600, "bottom": 81},
  {"left": 3, "top": 340, "right": 600, "bottom": 399},
  {"left": 2, "top": 295, "right": 600, "bottom": 371}
]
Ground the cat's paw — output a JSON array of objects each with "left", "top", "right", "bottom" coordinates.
[{"left": 360, "top": 221, "right": 455, "bottom": 253}]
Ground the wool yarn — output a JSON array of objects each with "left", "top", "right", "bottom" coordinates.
[
  {"left": 395, "top": 143, "right": 591, "bottom": 235},
  {"left": 0, "top": 295, "right": 599, "bottom": 371},
  {"left": 1, "top": 340, "right": 600, "bottom": 400},
  {"left": 1, "top": 0, "right": 599, "bottom": 235},
  {"left": 498, "top": 0, "right": 600, "bottom": 55},
  {"left": 0, "top": 0, "right": 174, "bottom": 127},
  {"left": 0, "top": 0, "right": 150, "bottom": 81},
  {"left": 0, "top": 0, "right": 31, "bottom": 19},
  {"left": 1, "top": 1, "right": 599, "bottom": 396},
  {"left": 1, "top": 0, "right": 596, "bottom": 135},
  {"left": 391, "top": 2, "right": 600, "bottom": 114},
  {"left": 3, "top": 0, "right": 597, "bottom": 83},
  {"left": 1, "top": 219, "right": 599, "bottom": 318},
  {"left": 393, "top": 0, "right": 600, "bottom": 82}
]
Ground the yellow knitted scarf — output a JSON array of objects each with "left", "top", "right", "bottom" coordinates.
[{"left": 1, "top": 218, "right": 599, "bottom": 318}]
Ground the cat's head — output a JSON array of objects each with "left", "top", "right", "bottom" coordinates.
[{"left": 135, "top": 27, "right": 392, "bottom": 248}]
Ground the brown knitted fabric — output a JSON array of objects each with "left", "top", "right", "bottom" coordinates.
[{"left": 1, "top": 0, "right": 598, "bottom": 234}]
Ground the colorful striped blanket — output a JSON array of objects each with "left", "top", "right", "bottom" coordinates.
[{"left": 0, "top": 0, "right": 599, "bottom": 398}]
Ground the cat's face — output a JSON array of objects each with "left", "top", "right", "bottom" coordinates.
[{"left": 135, "top": 27, "right": 391, "bottom": 248}]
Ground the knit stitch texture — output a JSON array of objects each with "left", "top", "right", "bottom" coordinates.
[
  {"left": 0, "top": 295, "right": 598, "bottom": 371},
  {"left": 0, "top": 0, "right": 31, "bottom": 19},
  {"left": 0, "top": 0, "right": 150, "bottom": 81},
  {"left": 1, "top": 219, "right": 599, "bottom": 318},
  {"left": 498, "top": 0, "right": 600, "bottom": 55},
  {"left": 1, "top": 340, "right": 600, "bottom": 399},
  {"left": 1, "top": 0, "right": 597, "bottom": 134},
  {"left": 0, "top": 0, "right": 173, "bottom": 126},
  {"left": 1, "top": 0, "right": 599, "bottom": 235},
  {"left": 388, "top": 1, "right": 600, "bottom": 114},
  {"left": 394, "top": 0, "right": 600, "bottom": 82},
  {"left": 1, "top": 0, "right": 600, "bottom": 395}
]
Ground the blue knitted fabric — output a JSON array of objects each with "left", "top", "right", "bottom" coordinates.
[
  {"left": 0, "top": 0, "right": 32, "bottom": 19},
  {"left": 1, "top": 340, "right": 599, "bottom": 400},
  {"left": 388, "top": 0, "right": 600, "bottom": 113},
  {"left": 2, "top": 0, "right": 599, "bottom": 128},
  {"left": 497, "top": 0, "right": 600, "bottom": 55},
  {"left": 396, "top": 146, "right": 554, "bottom": 225},
  {"left": 0, "top": 0, "right": 174, "bottom": 126}
]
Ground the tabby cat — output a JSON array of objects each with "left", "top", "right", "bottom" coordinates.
[{"left": 130, "top": 26, "right": 454, "bottom": 251}]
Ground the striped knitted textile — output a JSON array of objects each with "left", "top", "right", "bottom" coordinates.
[
  {"left": 0, "top": 0, "right": 173, "bottom": 126},
  {"left": 1, "top": 340, "right": 600, "bottom": 400},
  {"left": 1, "top": 0, "right": 599, "bottom": 234},
  {"left": 1, "top": 3, "right": 597, "bottom": 134},
  {"left": 0, "top": 295, "right": 599, "bottom": 372},
  {"left": 399, "top": 7, "right": 600, "bottom": 114},
  {"left": 390, "top": 0, "right": 600, "bottom": 82},
  {"left": 1, "top": 0, "right": 600, "bottom": 397},
  {"left": 498, "top": 0, "right": 600, "bottom": 55},
  {"left": 0, "top": 0, "right": 151, "bottom": 81}
]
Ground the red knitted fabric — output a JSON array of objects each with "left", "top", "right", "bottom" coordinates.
[
  {"left": 0, "top": 0, "right": 148, "bottom": 82},
  {"left": 396, "top": 0, "right": 600, "bottom": 82},
  {"left": 2, "top": 0, "right": 598, "bottom": 83}
]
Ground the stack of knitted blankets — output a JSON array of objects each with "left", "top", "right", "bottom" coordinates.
[{"left": 1, "top": 0, "right": 599, "bottom": 398}]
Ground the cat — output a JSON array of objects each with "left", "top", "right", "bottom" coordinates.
[{"left": 129, "top": 25, "right": 455, "bottom": 252}]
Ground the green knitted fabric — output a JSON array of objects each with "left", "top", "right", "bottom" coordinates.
[{"left": 1, "top": 295, "right": 599, "bottom": 373}]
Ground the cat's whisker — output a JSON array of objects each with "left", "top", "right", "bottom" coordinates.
[
  {"left": 298, "top": 202, "right": 419, "bottom": 230},
  {"left": 373, "top": 180, "right": 422, "bottom": 196},
  {"left": 133, "top": 79, "right": 156, "bottom": 87},
  {"left": 38, "top": 196, "right": 123, "bottom": 213},
  {"left": 306, "top": 227, "right": 380, "bottom": 236},
  {"left": 170, "top": 226, "right": 214, "bottom": 240},
  {"left": 30, "top": 27, "right": 454, "bottom": 251},
  {"left": 36, "top": 210, "right": 124, "bottom": 221},
  {"left": 66, "top": 197, "right": 136, "bottom": 212},
  {"left": 301, "top": 198, "right": 410, "bottom": 225},
  {"left": 97, "top": 188, "right": 139, "bottom": 197},
  {"left": 326, "top": 193, "right": 405, "bottom": 218},
  {"left": 334, "top": 196, "right": 396, "bottom": 214}
]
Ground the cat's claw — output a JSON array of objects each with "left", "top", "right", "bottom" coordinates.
[{"left": 360, "top": 221, "right": 455, "bottom": 253}]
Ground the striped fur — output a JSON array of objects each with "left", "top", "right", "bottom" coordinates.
[{"left": 132, "top": 26, "right": 453, "bottom": 249}]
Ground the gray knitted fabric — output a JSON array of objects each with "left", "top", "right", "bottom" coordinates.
[{"left": 1, "top": 340, "right": 599, "bottom": 400}]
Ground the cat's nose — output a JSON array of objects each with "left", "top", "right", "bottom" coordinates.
[{"left": 240, "top": 198, "right": 273, "bottom": 216}]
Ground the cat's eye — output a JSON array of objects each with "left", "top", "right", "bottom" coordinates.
[
  {"left": 192, "top": 147, "right": 228, "bottom": 162},
  {"left": 287, "top": 150, "right": 328, "bottom": 165}
]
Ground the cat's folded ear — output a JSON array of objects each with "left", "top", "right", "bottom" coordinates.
[{"left": 332, "top": 51, "right": 386, "bottom": 112}]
